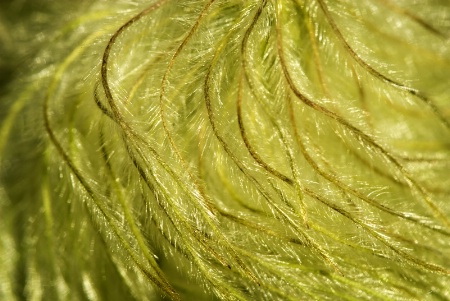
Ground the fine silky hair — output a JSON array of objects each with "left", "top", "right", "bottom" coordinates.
[{"left": 1, "top": 0, "right": 449, "bottom": 300}]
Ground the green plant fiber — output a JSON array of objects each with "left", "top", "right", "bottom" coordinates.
[{"left": 1, "top": 0, "right": 450, "bottom": 300}]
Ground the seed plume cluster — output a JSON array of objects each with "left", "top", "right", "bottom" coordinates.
[{"left": 1, "top": 0, "right": 449, "bottom": 300}]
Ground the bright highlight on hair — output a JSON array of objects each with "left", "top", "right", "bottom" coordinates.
[{"left": 1, "top": 0, "right": 449, "bottom": 300}]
